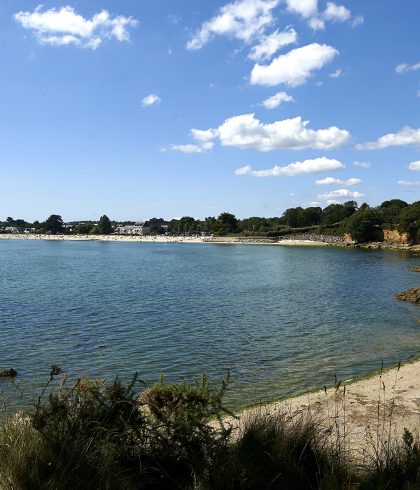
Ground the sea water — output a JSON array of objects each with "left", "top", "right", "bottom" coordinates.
[{"left": 0, "top": 239, "right": 419, "bottom": 408}]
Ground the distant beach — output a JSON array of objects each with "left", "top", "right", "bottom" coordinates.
[{"left": 0, "top": 233, "right": 419, "bottom": 252}]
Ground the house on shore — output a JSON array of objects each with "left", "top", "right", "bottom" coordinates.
[{"left": 114, "top": 222, "right": 150, "bottom": 236}]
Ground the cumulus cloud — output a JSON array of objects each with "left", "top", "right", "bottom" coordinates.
[
  {"left": 141, "top": 94, "right": 161, "bottom": 107},
  {"left": 213, "top": 113, "right": 350, "bottom": 150},
  {"left": 248, "top": 27, "right": 297, "bottom": 61},
  {"left": 14, "top": 5, "right": 138, "bottom": 48},
  {"left": 395, "top": 62, "right": 420, "bottom": 74},
  {"left": 351, "top": 15, "right": 364, "bottom": 27},
  {"left": 250, "top": 43, "right": 338, "bottom": 87},
  {"left": 353, "top": 161, "right": 371, "bottom": 169},
  {"left": 317, "top": 188, "right": 364, "bottom": 200},
  {"left": 356, "top": 127, "right": 420, "bottom": 150},
  {"left": 186, "top": 0, "right": 279, "bottom": 50},
  {"left": 329, "top": 68, "right": 343, "bottom": 78},
  {"left": 315, "top": 177, "right": 361, "bottom": 186},
  {"left": 397, "top": 180, "right": 420, "bottom": 187},
  {"left": 409, "top": 160, "right": 420, "bottom": 171},
  {"left": 235, "top": 157, "right": 344, "bottom": 177},
  {"left": 170, "top": 143, "right": 213, "bottom": 153},
  {"left": 170, "top": 129, "right": 215, "bottom": 153},
  {"left": 173, "top": 114, "right": 350, "bottom": 152},
  {"left": 190, "top": 128, "right": 218, "bottom": 142},
  {"left": 284, "top": 0, "right": 318, "bottom": 19},
  {"left": 284, "top": 0, "right": 356, "bottom": 31},
  {"left": 261, "top": 91, "right": 294, "bottom": 109},
  {"left": 323, "top": 2, "right": 351, "bottom": 22}
]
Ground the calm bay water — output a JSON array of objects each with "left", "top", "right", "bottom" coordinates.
[{"left": 0, "top": 239, "right": 419, "bottom": 408}]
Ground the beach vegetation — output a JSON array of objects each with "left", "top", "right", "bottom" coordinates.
[
  {"left": 1, "top": 199, "right": 419, "bottom": 244},
  {"left": 346, "top": 207, "right": 381, "bottom": 243},
  {"left": 42, "top": 214, "right": 64, "bottom": 235},
  {"left": 2, "top": 368, "right": 420, "bottom": 488},
  {"left": 97, "top": 215, "right": 113, "bottom": 235}
]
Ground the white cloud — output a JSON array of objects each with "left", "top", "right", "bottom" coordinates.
[
  {"left": 235, "top": 157, "right": 345, "bottom": 177},
  {"left": 186, "top": 0, "right": 279, "bottom": 50},
  {"left": 141, "top": 94, "right": 161, "bottom": 107},
  {"left": 323, "top": 2, "right": 351, "bottom": 22},
  {"left": 190, "top": 128, "right": 218, "bottom": 142},
  {"left": 356, "top": 127, "right": 420, "bottom": 150},
  {"left": 409, "top": 160, "right": 420, "bottom": 171},
  {"left": 351, "top": 15, "right": 364, "bottom": 27},
  {"left": 315, "top": 177, "right": 361, "bottom": 186},
  {"left": 14, "top": 5, "right": 138, "bottom": 49},
  {"left": 353, "top": 161, "right": 371, "bottom": 169},
  {"left": 397, "top": 180, "right": 420, "bottom": 187},
  {"left": 210, "top": 113, "right": 350, "bottom": 150},
  {"left": 284, "top": 0, "right": 318, "bottom": 19},
  {"left": 329, "top": 68, "right": 343, "bottom": 78},
  {"left": 248, "top": 27, "right": 297, "bottom": 61},
  {"left": 170, "top": 129, "right": 215, "bottom": 153},
  {"left": 261, "top": 91, "right": 294, "bottom": 109},
  {"left": 317, "top": 188, "right": 364, "bottom": 200},
  {"left": 284, "top": 0, "right": 356, "bottom": 31},
  {"left": 170, "top": 142, "right": 214, "bottom": 153},
  {"left": 395, "top": 62, "right": 420, "bottom": 74},
  {"left": 250, "top": 43, "right": 338, "bottom": 87},
  {"left": 174, "top": 113, "right": 350, "bottom": 154}
]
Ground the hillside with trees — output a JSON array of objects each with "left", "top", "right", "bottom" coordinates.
[{"left": 1, "top": 200, "right": 419, "bottom": 244}]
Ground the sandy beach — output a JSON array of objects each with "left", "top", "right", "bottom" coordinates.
[
  {"left": 0, "top": 233, "right": 332, "bottom": 247},
  {"left": 1, "top": 234, "right": 419, "bottom": 252},
  {"left": 230, "top": 358, "right": 420, "bottom": 458}
]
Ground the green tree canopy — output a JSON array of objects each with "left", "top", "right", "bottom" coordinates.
[
  {"left": 346, "top": 209, "right": 380, "bottom": 243},
  {"left": 214, "top": 212, "right": 238, "bottom": 235},
  {"left": 379, "top": 199, "right": 408, "bottom": 225},
  {"left": 43, "top": 214, "right": 64, "bottom": 235},
  {"left": 97, "top": 215, "right": 113, "bottom": 235}
]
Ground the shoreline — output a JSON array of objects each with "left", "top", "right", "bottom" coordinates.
[
  {"left": 231, "top": 356, "right": 420, "bottom": 455},
  {"left": 0, "top": 233, "right": 419, "bottom": 252}
]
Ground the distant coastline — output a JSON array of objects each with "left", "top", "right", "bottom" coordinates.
[{"left": 1, "top": 233, "right": 419, "bottom": 252}]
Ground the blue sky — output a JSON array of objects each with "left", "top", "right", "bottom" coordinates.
[{"left": 0, "top": 0, "right": 419, "bottom": 221}]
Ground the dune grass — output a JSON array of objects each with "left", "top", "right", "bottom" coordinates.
[{"left": 0, "top": 368, "right": 420, "bottom": 489}]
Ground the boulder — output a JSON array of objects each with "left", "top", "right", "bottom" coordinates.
[
  {"left": 0, "top": 368, "right": 17, "bottom": 378},
  {"left": 396, "top": 288, "right": 420, "bottom": 305}
]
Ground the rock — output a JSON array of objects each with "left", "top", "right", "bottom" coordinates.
[
  {"left": 396, "top": 288, "right": 420, "bottom": 305},
  {"left": 410, "top": 266, "right": 420, "bottom": 273},
  {"left": 0, "top": 368, "right": 17, "bottom": 378}
]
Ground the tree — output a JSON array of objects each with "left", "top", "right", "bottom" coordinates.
[
  {"left": 379, "top": 199, "right": 408, "bottom": 226},
  {"left": 97, "top": 215, "right": 113, "bottom": 235},
  {"left": 282, "top": 208, "right": 302, "bottom": 227},
  {"left": 213, "top": 212, "right": 238, "bottom": 235},
  {"left": 43, "top": 214, "right": 64, "bottom": 235},
  {"left": 398, "top": 201, "right": 420, "bottom": 242},
  {"left": 346, "top": 209, "right": 380, "bottom": 243},
  {"left": 74, "top": 223, "right": 94, "bottom": 235}
]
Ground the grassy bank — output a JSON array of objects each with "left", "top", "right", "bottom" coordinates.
[{"left": 1, "top": 367, "right": 420, "bottom": 489}]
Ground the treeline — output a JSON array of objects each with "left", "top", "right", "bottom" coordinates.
[
  {"left": 165, "top": 200, "right": 420, "bottom": 243},
  {"left": 1, "top": 199, "right": 419, "bottom": 243}
]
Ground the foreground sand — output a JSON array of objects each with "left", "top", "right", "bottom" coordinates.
[{"left": 231, "top": 359, "right": 420, "bottom": 458}]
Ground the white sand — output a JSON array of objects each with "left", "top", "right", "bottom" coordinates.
[
  {"left": 230, "top": 359, "right": 420, "bottom": 457},
  {"left": 0, "top": 234, "right": 333, "bottom": 247}
]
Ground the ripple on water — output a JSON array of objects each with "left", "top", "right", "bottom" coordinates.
[{"left": 0, "top": 240, "right": 419, "bottom": 408}]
